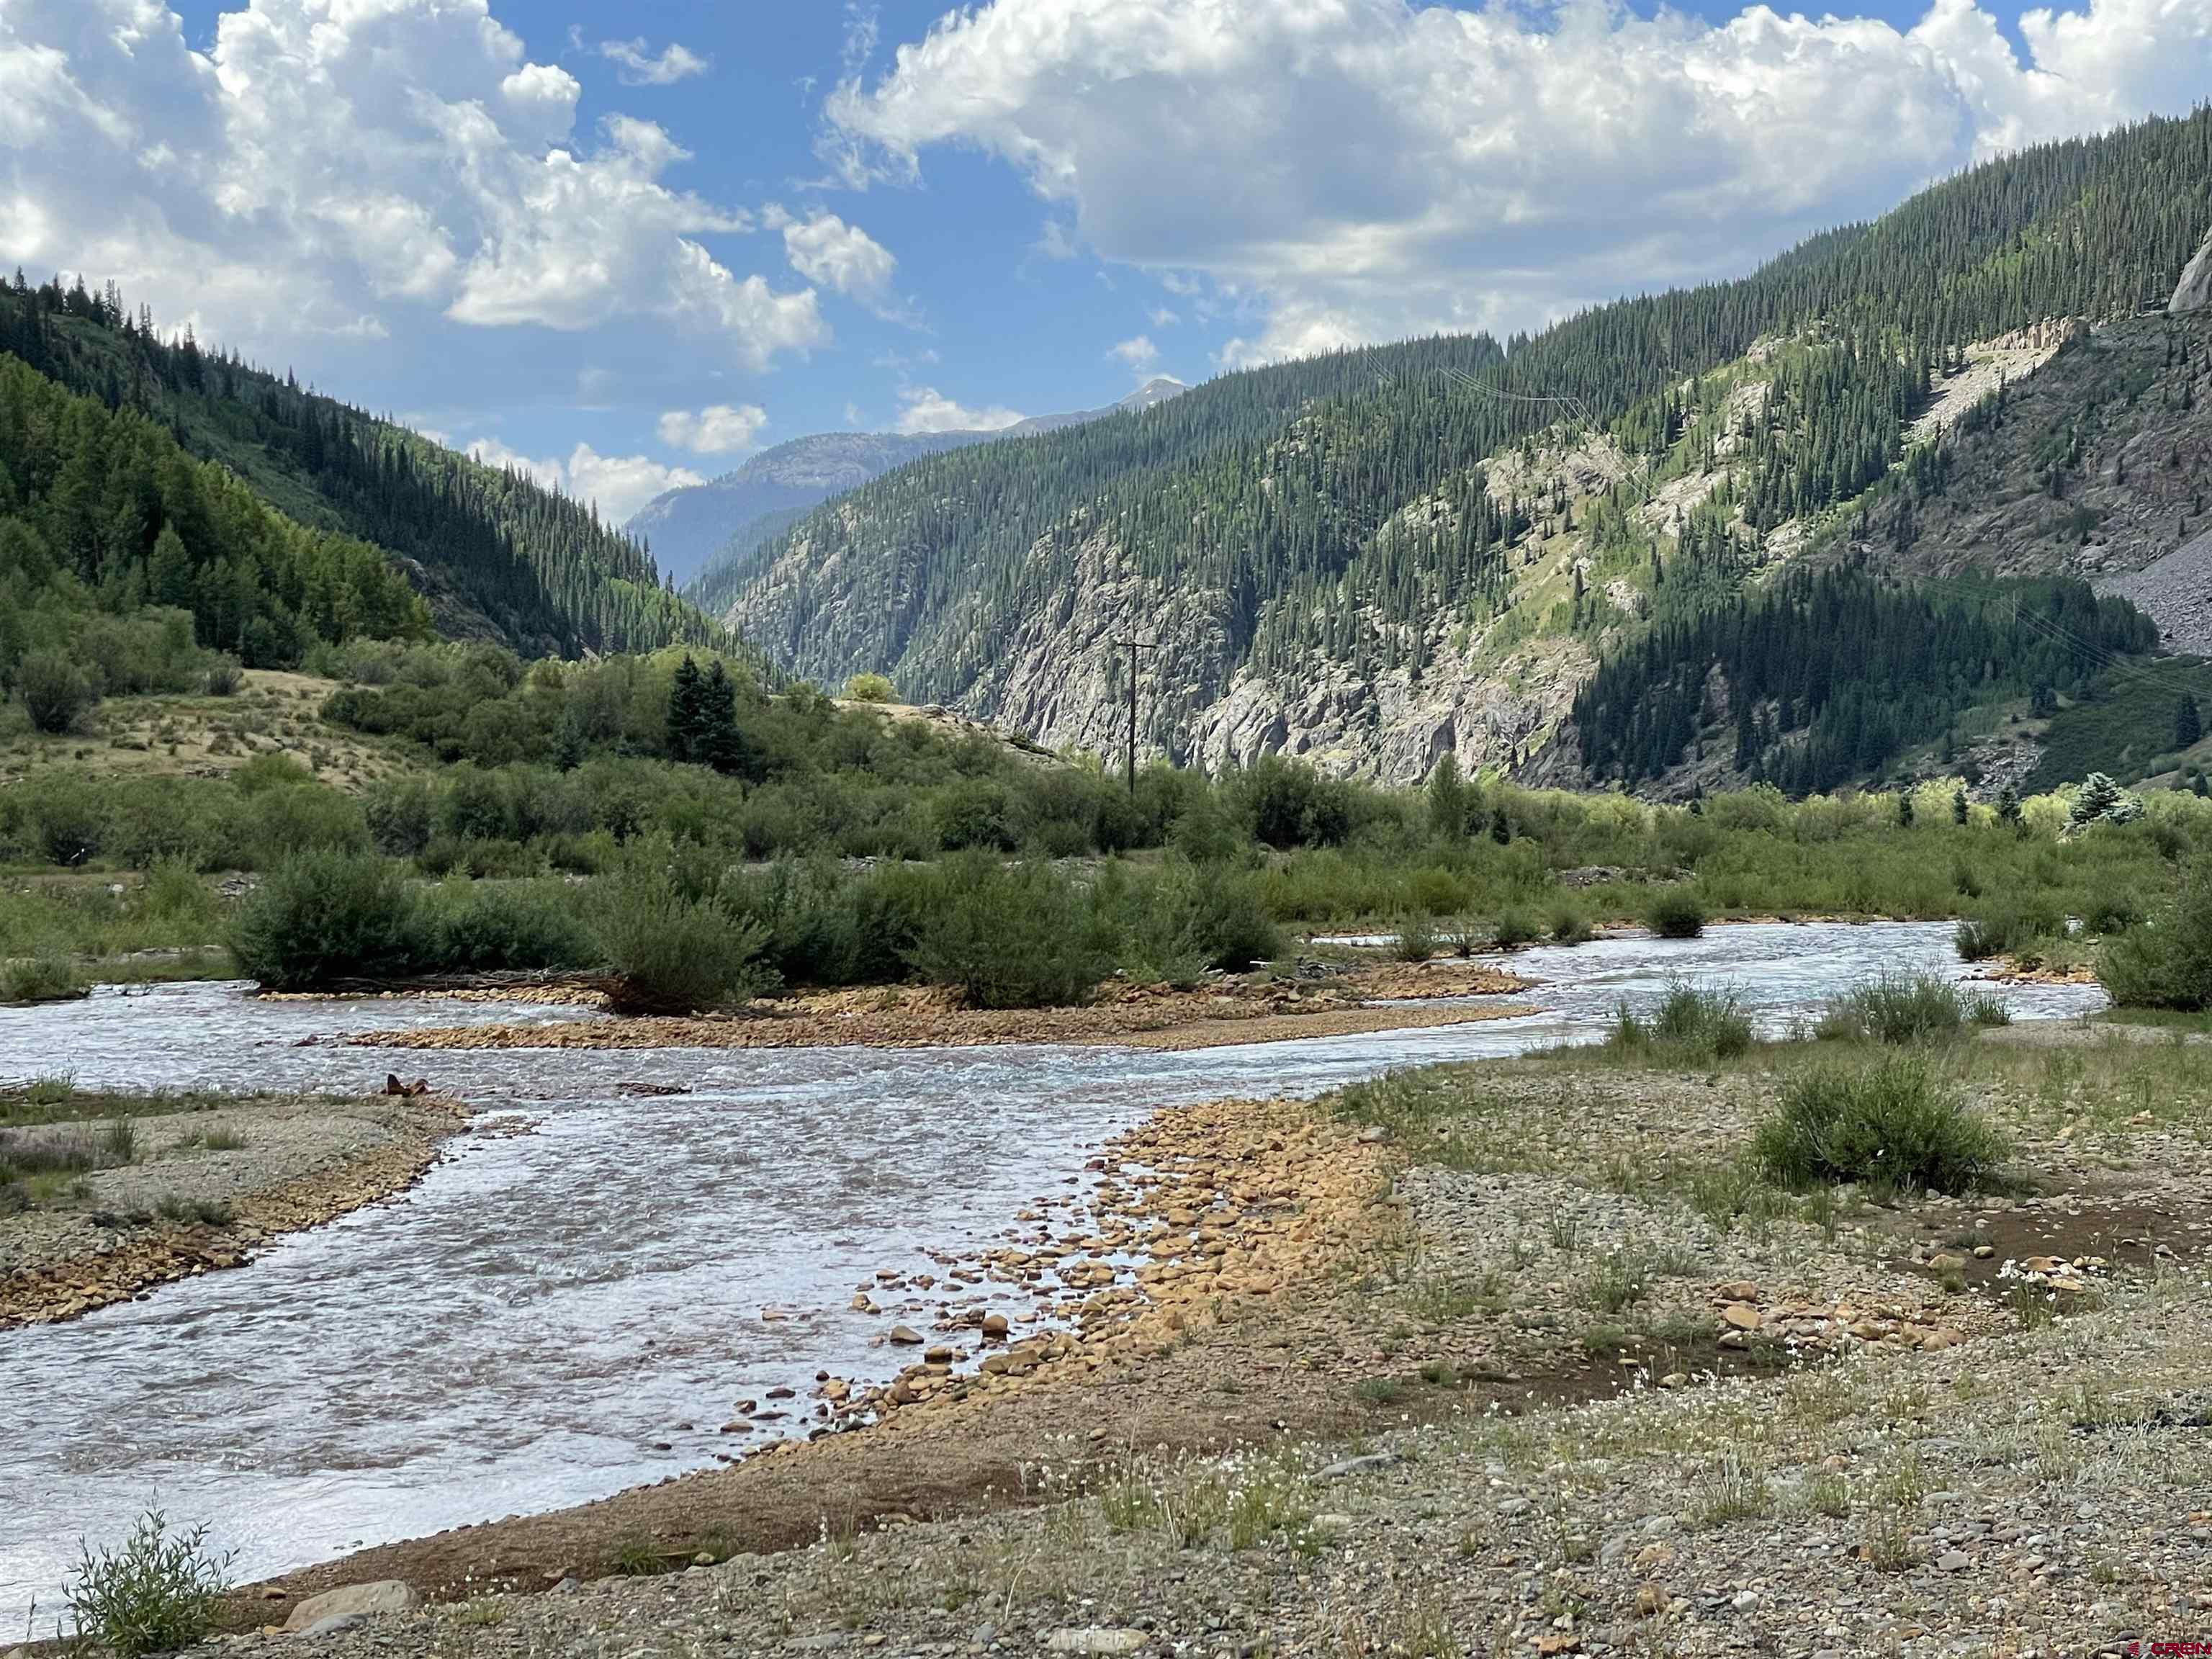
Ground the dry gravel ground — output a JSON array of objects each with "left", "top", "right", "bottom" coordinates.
[
  {"left": 336, "top": 961, "right": 1537, "bottom": 1055},
  {"left": 0, "top": 1090, "right": 467, "bottom": 1326},
  {"left": 186, "top": 1027, "right": 2212, "bottom": 1658}
]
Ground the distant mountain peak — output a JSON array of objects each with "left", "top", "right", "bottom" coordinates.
[
  {"left": 633, "top": 376, "right": 1191, "bottom": 589},
  {"left": 1121, "top": 377, "right": 1187, "bottom": 410}
]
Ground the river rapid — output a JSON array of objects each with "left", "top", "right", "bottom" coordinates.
[{"left": 0, "top": 922, "right": 2104, "bottom": 1625}]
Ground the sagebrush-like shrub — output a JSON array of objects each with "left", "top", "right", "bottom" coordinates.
[
  {"left": 1755, "top": 1054, "right": 2005, "bottom": 1193},
  {"left": 593, "top": 855, "right": 773, "bottom": 1015},
  {"left": 417, "top": 880, "right": 597, "bottom": 972},
  {"left": 0, "top": 950, "right": 89, "bottom": 1005},
  {"left": 1391, "top": 911, "right": 1440, "bottom": 963}
]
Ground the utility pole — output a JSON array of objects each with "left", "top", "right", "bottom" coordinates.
[{"left": 1114, "top": 637, "right": 1157, "bottom": 793}]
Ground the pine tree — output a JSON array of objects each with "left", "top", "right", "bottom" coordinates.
[
  {"left": 1427, "top": 751, "right": 1469, "bottom": 842},
  {"left": 2177, "top": 692, "right": 2202, "bottom": 750},
  {"left": 697, "top": 660, "right": 745, "bottom": 775},
  {"left": 667, "top": 655, "right": 705, "bottom": 763},
  {"left": 1951, "top": 786, "right": 1969, "bottom": 825}
]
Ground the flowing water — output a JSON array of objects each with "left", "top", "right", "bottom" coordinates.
[{"left": 0, "top": 922, "right": 2103, "bottom": 1624}]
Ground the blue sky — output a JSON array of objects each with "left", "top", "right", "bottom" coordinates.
[{"left": 5, "top": 0, "right": 2208, "bottom": 523}]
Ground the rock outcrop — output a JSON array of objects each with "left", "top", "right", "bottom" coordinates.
[
  {"left": 2172, "top": 226, "right": 2212, "bottom": 315},
  {"left": 281, "top": 1581, "right": 421, "bottom": 1632}
]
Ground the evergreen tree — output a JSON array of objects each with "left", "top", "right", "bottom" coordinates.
[
  {"left": 1427, "top": 752, "right": 1470, "bottom": 841},
  {"left": 2177, "top": 692, "right": 2202, "bottom": 750},
  {"left": 667, "top": 655, "right": 706, "bottom": 763},
  {"left": 1951, "top": 786, "right": 1969, "bottom": 825},
  {"left": 1897, "top": 790, "right": 1915, "bottom": 827},
  {"left": 697, "top": 660, "right": 745, "bottom": 775}
]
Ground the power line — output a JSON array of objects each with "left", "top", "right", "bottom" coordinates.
[{"left": 1112, "top": 637, "right": 1158, "bottom": 793}]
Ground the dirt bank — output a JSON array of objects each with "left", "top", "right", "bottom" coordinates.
[
  {"left": 0, "top": 1092, "right": 469, "bottom": 1329},
  {"left": 338, "top": 961, "right": 1537, "bottom": 1054}
]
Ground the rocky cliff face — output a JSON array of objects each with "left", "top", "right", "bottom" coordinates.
[
  {"left": 2172, "top": 227, "right": 2212, "bottom": 314},
  {"left": 732, "top": 492, "right": 1599, "bottom": 786},
  {"left": 1853, "top": 318, "right": 2212, "bottom": 637}
]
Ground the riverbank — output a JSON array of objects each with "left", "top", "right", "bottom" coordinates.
[
  {"left": 336, "top": 961, "right": 1538, "bottom": 1053},
  {"left": 0, "top": 1089, "right": 469, "bottom": 1329},
  {"left": 210, "top": 1024, "right": 2212, "bottom": 1654}
]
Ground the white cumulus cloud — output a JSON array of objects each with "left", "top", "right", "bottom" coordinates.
[
  {"left": 658, "top": 404, "right": 771, "bottom": 456},
  {"left": 1109, "top": 334, "right": 1158, "bottom": 372},
  {"left": 828, "top": 0, "right": 2212, "bottom": 357},
  {"left": 0, "top": 0, "right": 821, "bottom": 372},
  {"left": 468, "top": 439, "right": 704, "bottom": 523},
  {"left": 771, "top": 207, "right": 907, "bottom": 320},
  {"left": 894, "top": 387, "right": 1025, "bottom": 435},
  {"left": 598, "top": 37, "right": 710, "bottom": 87}
]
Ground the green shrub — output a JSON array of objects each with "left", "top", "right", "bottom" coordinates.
[
  {"left": 17, "top": 647, "right": 96, "bottom": 734},
  {"left": 1816, "top": 973, "right": 2007, "bottom": 1044},
  {"left": 1754, "top": 1054, "right": 2005, "bottom": 1193},
  {"left": 203, "top": 657, "right": 244, "bottom": 698},
  {"left": 66, "top": 1511, "right": 232, "bottom": 1657},
  {"left": 1391, "top": 911, "right": 1439, "bottom": 962},
  {"left": 142, "top": 860, "right": 220, "bottom": 929},
  {"left": 592, "top": 854, "right": 773, "bottom": 1016},
  {"left": 1606, "top": 981, "right": 1753, "bottom": 1061},
  {"left": 2099, "top": 862, "right": 2212, "bottom": 1010},
  {"left": 415, "top": 880, "right": 598, "bottom": 972},
  {"left": 31, "top": 780, "right": 104, "bottom": 866},
  {"left": 845, "top": 673, "right": 895, "bottom": 704},
  {"left": 1645, "top": 886, "right": 1707, "bottom": 939},
  {"left": 229, "top": 852, "right": 421, "bottom": 989},
  {"left": 0, "top": 949, "right": 89, "bottom": 1005},
  {"left": 1102, "top": 858, "right": 1282, "bottom": 984},
  {"left": 1492, "top": 907, "right": 1538, "bottom": 948},
  {"left": 907, "top": 857, "right": 1112, "bottom": 1008},
  {"left": 1548, "top": 901, "right": 1593, "bottom": 945},
  {"left": 1953, "top": 897, "right": 2065, "bottom": 963}
]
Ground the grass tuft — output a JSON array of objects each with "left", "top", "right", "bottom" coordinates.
[
  {"left": 1815, "top": 972, "right": 2010, "bottom": 1043},
  {"left": 1605, "top": 981, "right": 1753, "bottom": 1063}
]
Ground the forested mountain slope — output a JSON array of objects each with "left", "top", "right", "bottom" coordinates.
[
  {"left": 0, "top": 279, "right": 733, "bottom": 660},
  {"left": 718, "top": 110, "right": 2212, "bottom": 786},
  {"left": 0, "top": 351, "right": 431, "bottom": 678}
]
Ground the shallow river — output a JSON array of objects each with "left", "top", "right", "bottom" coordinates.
[{"left": 0, "top": 922, "right": 2103, "bottom": 1624}]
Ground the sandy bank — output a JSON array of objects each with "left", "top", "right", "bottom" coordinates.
[{"left": 1, "top": 1092, "right": 469, "bottom": 1329}]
